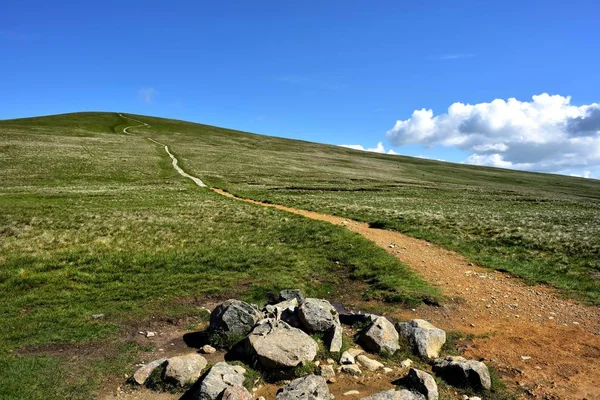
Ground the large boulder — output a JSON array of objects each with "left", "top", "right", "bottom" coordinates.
[
  {"left": 404, "top": 368, "right": 438, "bottom": 400},
  {"left": 132, "top": 358, "right": 167, "bottom": 385},
  {"left": 164, "top": 353, "right": 208, "bottom": 387},
  {"left": 359, "top": 389, "right": 423, "bottom": 400},
  {"left": 298, "top": 298, "right": 343, "bottom": 352},
  {"left": 276, "top": 375, "right": 330, "bottom": 400},
  {"left": 432, "top": 356, "right": 491, "bottom": 391},
  {"left": 298, "top": 298, "right": 339, "bottom": 332},
  {"left": 246, "top": 319, "right": 318, "bottom": 369},
  {"left": 396, "top": 319, "right": 446, "bottom": 359},
  {"left": 198, "top": 362, "right": 247, "bottom": 400},
  {"left": 221, "top": 385, "right": 253, "bottom": 400},
  {"left": 358, "top": 316, "right": 399, "bottom": 354},
  {"left": 209, "top": 300, "right": 264, "bottom": 337}
]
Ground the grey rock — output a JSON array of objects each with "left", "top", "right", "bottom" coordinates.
[
  {"left": 327, "top": 320, "right": 344, "bottom": 352},
  {"left": 319, "top": 364, "right": 336, "bottom": 381},
  {"left": 340, "top": 351, "right": 355, "bottom": 365},
  {"left": 276, "top": 375, "right": 330, "bottom": 400},
  {"left": 359, "top": 316, "right": 399, "bottom": 354},
  {"left": 210, "top": 299, "right": 264, "bottom": 337},
  {"left": 164, "top": 353, "right": 208, "bottom": 386},
  {"left": 432, "top": 356, "right": 491, "bottom": 391},
  {"left": 91, "top": 313, "right": 105, "bottom": 319},
  {"left": 279, "top": 289, "right": 305, "bottom": 304},
  {"left": 356, "top": 355, "right": 384, "bottom": 371},
  {"left": 396, "top": 320, "right": 446, "bottom": 359},
  {"left": 340, "top": 364, "right": 362, "bottom": 376},
  {"left": 404, "top": 368, "right": 438, "bottom": 400},
  {"left": 264, "top": 298, "right": 299, "bottom": 323},
  {"left": 132, "top": 358, "right": 167, "bottom": 385},
  {"left": 201, "top": 344, "right": 217, "bottom": 354},
  {"left": 198, "top": 362, "right": 247, "bottom": 400},
  {"left": 359, "top": 389, "right": 423, "bottom": 400},
  {"left": 298, "top": 298, "right": 339, "bottom": 332},
  {"left": 221, "top": 385, "right": 253, "bottom": 400},
  {"left": 247, "top": 319, "right": 318, "bottom": 368}
]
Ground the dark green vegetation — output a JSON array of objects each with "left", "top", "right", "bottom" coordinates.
[
  {"left": 0, "top": 112, "right": 435, "bottom": 398},
  {"left": 126, "top": 113, "right": 599, "bottom": 304}
]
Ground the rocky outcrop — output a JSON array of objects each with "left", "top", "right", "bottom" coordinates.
[
  {"left": 396, "top": 319, "right": 446, "bottom": 359},
  {"left": 246, "top": 319, "right": 318, "bottom": 368},
  {"left": 198, "top": 362, "right": 247, "bottom": 400},
  {"left": 432, "top": 356, "right": 491, "bottom": 391},
  {"left": 275, "top": 375, "right": 330, "bottom": 400},
  {"left": 404, "top": 368, "right": 438, "bottom": 400},
  {"left": 359, "top": 316, "right": 399, "bottom": 354},
  {"left": 210, "top": 300, "right": 264, "bottom": 337},
  {"left": 164, "top": 353, "right": 208, "bottom": 386}
]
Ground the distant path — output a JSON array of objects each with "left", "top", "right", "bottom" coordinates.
[
  {"left": 146, "top": 138, "right": 206, "bottom": 187},
  {"left": 118, "top": 113, "right": 206, "bottom": 188},
  {"left": 120, "top": 114, "right": 600, "bottom": 399},
  {"left": 119, "top": 113, "right": 150, "bottom": 134}
]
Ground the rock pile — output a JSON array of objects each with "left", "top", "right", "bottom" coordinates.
[{"left": 131, "top": 289, "right": 494, "bottom": 400}]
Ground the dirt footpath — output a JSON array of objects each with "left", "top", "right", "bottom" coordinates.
[{"left": 214, "top": 189, "right": 600, "bottom": 400}]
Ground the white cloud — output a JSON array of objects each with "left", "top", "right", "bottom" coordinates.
[
  {"left": 387, "top": 93, "right": 600, "bottom": 176},
  {"left": 339, "top": 141, "right": 397, "bottom": 155},
  {"left": 138, "top": 87, "right": 158, "bottom": 103}
]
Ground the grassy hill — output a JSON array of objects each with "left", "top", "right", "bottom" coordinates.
[
  {"left": 124, "top": 112, "right": 599, "bottom": 303},
  {"left": 1, "top": 111, "right": 599, "bottom": 398},
  {"left": 0, "top": 112, "right": 437, "bottom": 398}
]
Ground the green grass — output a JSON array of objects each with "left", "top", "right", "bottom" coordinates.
[
  {"left": 111, "top": 112, "right": 600, "bottom": 304},
  {"left": 0, "top": 112, "right": 436, "bottom": 398}
]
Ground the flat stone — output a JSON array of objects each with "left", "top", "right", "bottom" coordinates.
[
  {"left": 201, "top": 344, "right": 217, "bottom": 354},
  {"left": 132, "top": 358, "right": 167, "bottom": 385},
  {"left": 344, "top": 390, "right": 360, "bottom": 396},
  {"left": 341, "top": 364, "right": 362, "bottom": 376},
  {"left": 359, "top": 389, "right": 423, "bottom": 400},
  {"left": 319, "top": 364, "right": 336, "bottom": 380},
  {"left": 247, "top": 319, "right": 318, "bottom": 369},
  {"left": 356, "top": 355, "right": 384, "bottom": 371}
]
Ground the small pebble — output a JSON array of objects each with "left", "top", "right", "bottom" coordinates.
[{"left": 343, "top": 390, "right": 360, "bottom": 396}]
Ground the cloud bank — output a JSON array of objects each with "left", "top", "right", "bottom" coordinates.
[
  {"left": 340, "top": 141, "right": 397, "bottom": 155},
  {"left": 386, "top": 94, "right": 600, "bottom": 176}
]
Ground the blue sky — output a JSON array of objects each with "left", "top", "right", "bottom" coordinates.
[{"left": 2, "top": 1, "right": 599, "bottom": 178}]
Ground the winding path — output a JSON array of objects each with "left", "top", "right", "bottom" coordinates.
[
  {"left": 118, "top": 114, "right": 600, "bottom": 399},
  {"left": 119, "top": 113, "right": 206, "bottom": 188}
]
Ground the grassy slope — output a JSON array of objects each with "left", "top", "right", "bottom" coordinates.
[
  {"left": 0, "top": 112, "right": 435, "bottom": 398},
  {"left": 126, "top": 112, "right": 600, "bottom": 304}
]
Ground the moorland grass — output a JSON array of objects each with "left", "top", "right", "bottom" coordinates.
[
  {"left": 0, "top": 112, "right": 436, "bottom": 398},
  {"left": 120, "top": 113, "right": 600, "bottom": 304}
]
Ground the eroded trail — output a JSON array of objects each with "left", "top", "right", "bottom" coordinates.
[
  {"left": 126, "top": 115, "right": 600, "bottom": 399},
  {"left": 212, "top": 192, "right": 600, "bottom": 399}
]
